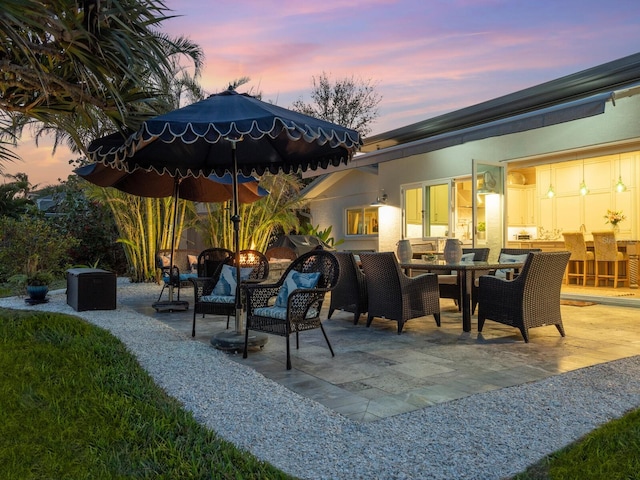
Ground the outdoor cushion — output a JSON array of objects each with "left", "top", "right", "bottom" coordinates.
[
  {"left": 200, "top": 294, "right": 234, "bottom": 303},
  {"left": 254, "top": 305, "right": 320, "bottom": 320},
  {"left": 495, "top": 253, "right": 528, "bottom": 279},
  {"left": 461, "top": 252, "right": 475, "bottom": 262},
  {"left": 188, "top": 254, "right": 198, "bottom": 273},
  {"left": 160, "top": 255, "right": 171, "bottom": 267},
  {"left": 212, "top": 264, "right": 254, "bottom": 296},
  {"left": 274, "top": 271, "right": 321, "bottom": 308},
  {"left": 162, "top": 272, "right": 197, "bottom": 284}
]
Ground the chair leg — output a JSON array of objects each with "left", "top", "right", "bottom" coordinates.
[
  {"left": 433, "top": 313, "right": 441, "bottom": 327},
  {"left": 157, "top": 283, "right": 167, "bottom": 302},
  {"left": 353, "top": 310, "right": 360, "bottom": 325},
  {"left": 519, "top": 326, "right": 529, "bottom": 343},
  {"left": 319, "top": 323, "right": 335, "bottom": 357},
  {"left": 192, "top": 310, "right": 197, "bottom": 337},
  {"left": 366, "top": 314, "right": 374, "bottom": 327},
  {"left": 556, "top": 323, "right": 566, "bottom": 337},
  {"left": 328, "top": 307, "right": 334, "bottom": 319},
  {"left": 478, "top": 315, "right": 485, "bottom": 332},
  {"left": 286, "top": 336, "right": 292, "bottom": 370},
  {"left": 397, "top": 320, "right": 404, "bottom": 334},
  {"left": 226, "top": 315, "right": 230, "bottom": 329}
]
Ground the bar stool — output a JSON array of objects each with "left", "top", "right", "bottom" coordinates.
[
  {"left": 562, "top": 231, "right": 594, "bottom": 285},
  {"left": 592, "top": 231, "right": 628, "bottom": 288}
]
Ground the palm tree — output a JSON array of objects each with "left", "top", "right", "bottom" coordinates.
[{"left": 0, "top": 0, "right": 204, "bottom": 164}]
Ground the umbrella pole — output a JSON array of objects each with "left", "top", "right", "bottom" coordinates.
[
  {"left": 210, "top": 139, "right": 268, "bottom": 352},
  {"left": 231, "top": 141, "right": 243, "bottom": 334},
  {"left": 153, "top": 178, "right": 189, "bottom": 312}
]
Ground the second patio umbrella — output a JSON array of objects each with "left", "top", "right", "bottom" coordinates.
[{"left": 75, "top": 161, "right": 268, "bottom": 311}]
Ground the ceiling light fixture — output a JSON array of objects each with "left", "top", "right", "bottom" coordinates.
[
  {"left": 615, "top": 155, "right": 627, "bottom": 193},
  {"left": 579, "top": 159, "right": 589, "bottom": 196},
  {"left": 546, "top": 164, "right": 555, "bottom": 198}
]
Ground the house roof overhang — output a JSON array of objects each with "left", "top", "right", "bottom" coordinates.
[{"left": 361, "top": 51, "right": 640, "bottom": 153}]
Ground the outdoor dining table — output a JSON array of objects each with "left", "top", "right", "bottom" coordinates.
[{"left": 400, "top": 259, "right": 525, "bottom": 332}]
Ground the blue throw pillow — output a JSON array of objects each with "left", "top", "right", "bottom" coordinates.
[
  {"left": 274, "top": 271, "right": 321, "bottom": 308},
  {"left": 212, "top": 264, "right": 254, "bottom": 296}
]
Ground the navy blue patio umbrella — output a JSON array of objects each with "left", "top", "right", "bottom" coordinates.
[{"left": 87, "top": 88, "right": 361, "bottom": 342}]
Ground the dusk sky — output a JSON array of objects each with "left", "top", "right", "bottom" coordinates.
[{"left": 6, "top": 0, "right": 640, "bottom": 186}]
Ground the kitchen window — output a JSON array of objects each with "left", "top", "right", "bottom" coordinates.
[{"left": 345, "top": 207, "right": 379, "bottom": 236}]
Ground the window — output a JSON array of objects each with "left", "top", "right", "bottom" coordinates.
[
  {"left": 402, "top": 181, "right": 451, "bottom": 238},
  {"left": 346, "top": 207, "right": 379, "bottom": 236}
]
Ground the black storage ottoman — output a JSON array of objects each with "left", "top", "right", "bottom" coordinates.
[{"left": 66, "top": 268, "right": 117, "bottom": 311}]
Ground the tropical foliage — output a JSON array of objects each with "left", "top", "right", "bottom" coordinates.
[
  {"left": 199, "top": 173, "right": 304, "bottom": 253},
  {"left": 84, "top": 185, "right": 198, "bottom": 282},
  {"left": 0, "top": 216, "right": 77, "bottom": 284}
]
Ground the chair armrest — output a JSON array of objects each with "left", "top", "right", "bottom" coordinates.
[
  {"left": 286, "top": 288, "right": 331, "bottom": 322},
  {"left": 189, "top": 276, "right": 218, "bottom": 301},
  {"left": 245, "top": 283, "right": 281, "bottom": 310},
  {"left": 403, "top": 272, "right": 438, "bottom": 293}
]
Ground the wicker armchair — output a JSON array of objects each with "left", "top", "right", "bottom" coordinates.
[
  {"left": 189, "top": 250, "right": 269, "bottom": 336},
  {"left": 477, "top": 251, "right": 570, "bottom": 342},
  {"left": 359, "top": 252, "right": 441, "bottom": 334},
  {"left": 197, "top": 247, "right": 234, "bottom": 277},
  {"left": 243, "top": 250, "right": 340, "bottom": 370},
  {"left": 155, "top": 249, "right": 199, "bottom": 303},
  {"left": 328, "top": 252, "right": 368, "bottom": 324},
  {"left": 438, "top": 248, "right": 490, "bottom": 312}
]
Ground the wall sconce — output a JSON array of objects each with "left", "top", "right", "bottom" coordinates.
[
  {"left": 615, "top": 155, "right": 627, "bottom": 193},
  {"left": 477, "top": 171, "right": 497, "bottom": 195},
  {"left": 371, "top": 191, "right": 387, "bottom": 207},
  {"left": 546, "top": 164, "right": 555, "bottom": 198},
  {"left": 579, "top": 159, "right": 589, "bottom": 196}
]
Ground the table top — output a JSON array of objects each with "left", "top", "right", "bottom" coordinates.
[{"left": 400, "top": 259, "right": 525, "bottom": 271}]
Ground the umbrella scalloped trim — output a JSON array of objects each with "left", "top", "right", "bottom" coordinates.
[{"left": 87, "top": 89, "right": 361, "bottom": 177}]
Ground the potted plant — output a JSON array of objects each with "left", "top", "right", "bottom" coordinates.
[
  {"left": 7, "top": 254, "right": 55, "bottom": 303},
  {"left": 477, "top": 222, "right": 486, "bottom": 240}
]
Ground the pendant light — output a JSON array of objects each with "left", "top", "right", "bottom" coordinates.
[
  {"left": 579, "top": 159, "right": 589, "bottom": 196},
  {"left": 615, "top": 155, "right": 627, "bottom": 193},
  {"left": 546, "top": 164, "right": 555, "bottom": 198}
]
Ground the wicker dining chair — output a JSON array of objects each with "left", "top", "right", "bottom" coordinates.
[
  {"left": 477, "top": 251, "right": 570, "bottom": 342},
  {"left": 359, "top": 252, "right": 440, "bottom": 334},
  {"left": 328, "top": 252, "right": 368, "bottom": 324},
  {"left": 243, "top": 250, "right": 340, "bottom": 370},
  {"left": 189, "top": 249, "right": 269, "bottom": 336}
]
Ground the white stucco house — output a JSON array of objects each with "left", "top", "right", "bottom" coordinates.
[{"left": 302, "top": 52, "right": 640, "bottom": 261}]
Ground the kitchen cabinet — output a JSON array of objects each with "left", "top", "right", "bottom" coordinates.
[
  {"left": 507, "top": 185, "right": 535, "bottom": 226},
  {"left": 429, "top": 184, "right": 449, "bottom": 225}
]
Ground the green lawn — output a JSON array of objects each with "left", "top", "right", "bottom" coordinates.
[{"left": 0, "top": 308, "right": 293, "bottom": 479}]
